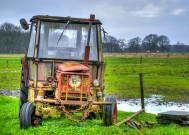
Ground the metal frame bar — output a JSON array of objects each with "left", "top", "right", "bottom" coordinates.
[{"left": 34, "top": 98, "right": 112, "bottom": 105}]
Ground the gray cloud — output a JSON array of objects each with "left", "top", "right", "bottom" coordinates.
[{"left": 129, "top": 4, "right": 161, "bottom": 18}]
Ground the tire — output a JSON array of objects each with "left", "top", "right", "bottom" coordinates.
[
  {"left": 19, "top": 86, "right": 28, "bottom": 117},
  {"left": 20, "top": 102, "right": 42, "bottom": 129},
  {"left": 103, "top": 96, "right": 117, "bottom": 126},
  {"left": 18, "top": 73, "right": 28, "bottom": 118}
]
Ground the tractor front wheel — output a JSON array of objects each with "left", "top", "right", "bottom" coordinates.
[
  {"left": 103, "top": 96, "right": 117, "bottom": 126},
  {"left": 20, "top": 102, "right": 42, "bottom": 129},
  {"left": 19, "top": 85, "right": 28, "bottom": 117}
]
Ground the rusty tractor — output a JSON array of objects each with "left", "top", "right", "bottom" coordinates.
[{"left": 19, "top": 14, "right": 117, "bottom": 129}]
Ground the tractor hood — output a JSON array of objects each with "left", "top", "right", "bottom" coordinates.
[{"left": 55, "top": 61, "right": 89, "bottom": 72}]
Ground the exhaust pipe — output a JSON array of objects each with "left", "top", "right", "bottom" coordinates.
[{"left": 83, "top": 14, "right": 95, "bottom": 67}]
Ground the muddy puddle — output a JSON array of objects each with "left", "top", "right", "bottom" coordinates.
[
  {"left": 117, "top": 95, "right": 189, "bottom": 114},
  {"left": 0, "top": 90, "right": 20, "bottom": 98}
]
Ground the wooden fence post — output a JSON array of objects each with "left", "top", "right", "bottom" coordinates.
[
  {"left": 6, "top": 60, "right": 8, "bottom": 72},
  {"left": 139, "top": 73, "right": 145, "bottom": 111}
]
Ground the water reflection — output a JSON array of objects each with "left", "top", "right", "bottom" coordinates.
[{"left": 117, "top": 95, "right": 189, "bottom": 114}]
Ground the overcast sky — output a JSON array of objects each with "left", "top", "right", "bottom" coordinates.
[{"left": 0, "top": 0, "right": 188, "bottom": 44}]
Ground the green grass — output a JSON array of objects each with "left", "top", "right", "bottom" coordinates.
[
  {"left": 104, "top": 57, "right": 189, "bottom": 103},
  {"left": 1, "top": 55, "right": 189, "bottom": 103},
  {"left": 1, "top": 96, "right": 189, "bottom": 135},
  {"left": 0, "top": 55, "right": 22, "bottom": 90},
  {"left": 1, "top": 54, "right": 189, "bottom": 134}
]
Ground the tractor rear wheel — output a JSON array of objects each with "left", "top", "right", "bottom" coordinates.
[
  {"left": 103, "top": 96, "right": 117, "bottom": 126},
  {"left": 19, "top": 86, "right": 28, "bottom": 114},
  {"left": 18, "top": 73, "right": 28, "bottom": 118},
  {"left": 20, "top": 102, "right": 42, "bottom": 129}
]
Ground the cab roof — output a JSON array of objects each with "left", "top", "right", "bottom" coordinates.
[{"left": 30, "top": 15, "right": 102, "bottom": 24}]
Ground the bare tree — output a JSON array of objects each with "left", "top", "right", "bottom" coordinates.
[
  {"left": 142, "top": 34, "right": 159, "bottom": 52},
  {"left": 127, "top": 37, "right": 141, "bottom": 52},
  {"left": 0, "top": 22, "right": 29, "bottom": 54},
  {"left": 157, "top": 35, "right": 170, "bottom": 52},
  {"left": 0, "top": 22, "right": 21, "bottom": 53},
  {"left": 117, "top": 39, "right": 126, "bottom": 52},
  {"left": 175, "top": 41, "right": 185, "bottom": 52},
  {"left": 102, "top": 35, "right": 122, "bottom": 53}
]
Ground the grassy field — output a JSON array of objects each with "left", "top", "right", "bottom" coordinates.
[
  {"left": 0, "top": 54, "right": 189, "bottom": 103},
  {"left": 0, "top": 54, "right": 189, "bottom": 134},
  {"left": 0, "top": 54, "right": 23, "bottom": 90},
  {"left": 104, "top": 57, "right": 189, "bottom": 103},
  {"left": 1, "top": 95, "right": 189, "bottom": 135}
]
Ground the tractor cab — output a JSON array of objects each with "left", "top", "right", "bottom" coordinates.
[
  {"left": 28, "top": 15, "right": 99, "bottom": 60},
  {"left": 19, "top": 15, "right": 117, "bottom": 129}
]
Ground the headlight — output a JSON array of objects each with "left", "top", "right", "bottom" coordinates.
[
  {"left": 46, "top": 76, "right": 54, "bottom": 84},
  {"left": 69, "top": 75, "right": 81, "bottom": 88},
  {"left": 93, "top": 79, "right": 100, "bottom": 87}
]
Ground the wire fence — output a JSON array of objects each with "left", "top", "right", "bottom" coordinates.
[
  {"left": 0, "top": 57, "right": 189, "bottom": 104},
  {"left": 0, "top": 59, "right": 21, "bottom": 73}
]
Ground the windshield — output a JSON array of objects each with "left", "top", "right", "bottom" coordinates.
[{"left": 38, "top": 21, "right": 98, "bottom": 61}]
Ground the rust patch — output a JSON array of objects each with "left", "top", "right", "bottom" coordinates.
[
  {"left": 56, "top": 71, "right": 91, "bottom": 100},
  {"left": 55, "top": 61, "right": 89, "bottom": 72}
]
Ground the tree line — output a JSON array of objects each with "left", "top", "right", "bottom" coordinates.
[
  {"left": 103, "top": 35, "right": 189, "bottom": 53},
  {"left": 0, "top": 22, "right": 29, "bottom": 54},
  {"left": 0, "top": 22, "right": 188, "bottom": 54}
]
